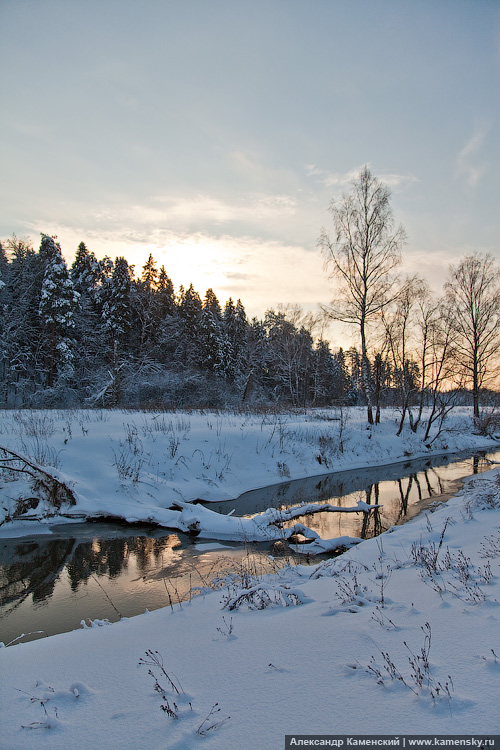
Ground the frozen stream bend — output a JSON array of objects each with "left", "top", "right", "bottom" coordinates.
[{"left": 1, "top": 406, "right": 499, "bottom": 555}]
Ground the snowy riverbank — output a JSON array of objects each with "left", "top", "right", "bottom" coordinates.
[
  {"left": 0, "top": 406, "right": 498, "bottom": 540},
  {"left": 1, "top": 456, "right": 499, "bottom": 746},
  {"left": 1, "top": 407, "right": 500, "bottom": 746}
]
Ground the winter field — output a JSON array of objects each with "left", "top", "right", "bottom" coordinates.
[
  {"left": 0, "top": 406, "right": 499, "bottom": 540},
  {"left": 1, "top": 406, "right": 500, "bottom": 746}
]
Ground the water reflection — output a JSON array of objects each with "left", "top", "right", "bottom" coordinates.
[
  {"left": 0, "top": 538, "right": 75, "bottom": 609},
  {"left": 211, "top": 454, "right": 469, "bottom": 519},
  {"left": 360, "top": 484, "right": 382, "bottom": 539},
  {"left": 66, "top": 535, "right": 181, "bottom": 585},
  {"left": 0, "top": 532, "right": 184, "bottom": 619},
  {"left": 0, "top": 527, "right": 271, "bottom": 646},
  {"left": 233, "top": 451, "right": 499, "bottom": 543},
  {"left": 1, "top": 448, "right": 499, "bottom": 646}
]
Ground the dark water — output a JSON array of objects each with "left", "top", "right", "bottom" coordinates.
[{"left": 1, "top": 448, "right": 499, "bottom": 646}]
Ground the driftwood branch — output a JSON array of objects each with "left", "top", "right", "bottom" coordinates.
[{"left": 0, "top": 445, "right": 77, "bottom": 518}]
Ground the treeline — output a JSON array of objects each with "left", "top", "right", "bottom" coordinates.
[
  {"left": 0, "top": 234, "right": 357, "bottom": 408},
  {"left": 2, "top": 234, "right": 498, "bottom": 416},
  {"left": 319, "top": 167, "right": 500, "bottom": 430}
]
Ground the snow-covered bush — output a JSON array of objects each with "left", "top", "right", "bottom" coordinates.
[
  {"left": 219, "top": 572, "right": 306, "bottom": 610},
  {"left": 474, "top": 409, "right": 500, "bottom": 438}
]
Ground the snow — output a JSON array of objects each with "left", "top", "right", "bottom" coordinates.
[
  {"left": 1, "top": 407, "right": 500, "bottom": 746},
  {"left": 0, "top": 406, "right": 498, "bottom": 540}
]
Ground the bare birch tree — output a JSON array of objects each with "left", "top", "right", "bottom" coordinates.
[
  {"left": 414, "top": 296, "right": 457, "bottom": 442},
  {"left": 319, "top": 166, "right": 406, "bottom": 423},
  {"left": 382, "top": 276, "right": 426, "bottom": 435},
  {"left": 445, "top": 253, "right": 500, "bottom": 420}
]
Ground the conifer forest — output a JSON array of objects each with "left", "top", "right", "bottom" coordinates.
[
  {"left": 0, "top": 234, "right": 355, "bottom": 409},
  {"left": 1, "top": 230, "right": 499, "bottom": 417}
]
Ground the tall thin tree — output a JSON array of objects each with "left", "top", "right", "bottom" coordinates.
[
  {"left": 319, "top": 166, "right": 406, "bottom": 423},
  {"left": 445, "top": 253, "right": 500, "bottom": 419}
]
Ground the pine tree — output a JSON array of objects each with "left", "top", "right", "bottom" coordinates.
[
  {"left": 1, "top": 232, "right": 357, "bottom": 410},
  {"left": 69, "top": 242, "right": 106, "bottom": 390},
  {"left": 71, "top": 242, "right": 100, "bottom": 298},
  {"left": 223, "top": 297, "right": 236, "bottom": 330},
  {"left": 223, "top": 298, "right": 249, "bottom": 378},
  {"left": 245, "top": 317, "right": 268, "bottom": 400},
  {"left": 312, "top": 339, "right": 334, "bottom": 405},
  {"left": 157, "top": 266, "right": 175, "bottom": 318},
  {"left": 133, "top": 254, "right": 161, "bottom": 357},
  {"left": 0, "top": 242, "right": 9, "bottom": 389},
  {"left": 0, "top": 241, "right": 7, "bottom": 285},
  {"left": 197, "top": 305, "right": 227, "bottom": 373},
  {"left": 141, "top": 253, "right": 158, "bottom": 290},
  {"left": 332, "top": 347, "right": 354, "bottom": 404},
  {"left": 203, "top": 288, "right": 222, "bottom": 321},
  {"left": 154, "top": 267, "right": 179, "bottom": 364},
  {"left": 101, "top": 256, "right": 133, "bottom": 354},
  {"left": 197, "top": 289, "right": 231, "bottom": 375},
  {"left": 96, "top": 256, "right": 133, "bottom": 402},
  {"left": 98, "top": 256, "right": 114, "bottom": 283},
  {"left": 38, "top": 234, "right": 79, "bottom": 386},
  {"left": 177, "top": 283, "right": 202, "bottom": 366},
  {"left": 178, "top": 284, "right": 202, "bottom": 329},
  {"left": 222, "top": 298, "right": 238, "bottom": 378},
  {"left": 1, "top": 236, "right": 44, "bottom": 398},
  {"left": 346, "top": 347, "right": 362, "bottom": 402},
  {"left": 235, "top": 298, "right": 248, "bottom": 341}
]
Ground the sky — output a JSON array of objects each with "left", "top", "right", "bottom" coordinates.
[{"left": 1, "top": 0, "right": 499, "bottom": 345}]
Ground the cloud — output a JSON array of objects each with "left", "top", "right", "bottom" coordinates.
[
  {"left": 29, "top": 215, "right": 332, "bottom": 321},
  {"left": 223, "top": 271, "right": 256, "bottom": 281},
  {"left": 399, "top": 249, "right": 454, "bottom": 293},
  {"left": 455, "top": 127, "right": 489, "bottom": 188},
  {"left": 23, "top": 190, "right": 301, "bottom": 250},
  {"left": 305, "top": 164, "right": 418, "bottom": 191},
  {"left": 377, "top": 173, "right": 420, "bottom": 190},
  {"left": 305, "top": 164, "right": 365, "bottom": 187},
  {"left": 225, "top": 149, "right": 300, "bottom": 191},
  {"left": 251, "top": 193, "right": 298, "bottom": 215},
  {"left": 139, "top": 195, "right": 238, "bottom": 225},
  {"left": 146, "top": 192, "right": 298, "bottom": 226}
]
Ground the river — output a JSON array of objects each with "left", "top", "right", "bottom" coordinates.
[{"left": 1, "top": 448, "right": 499, "bottom": 646}]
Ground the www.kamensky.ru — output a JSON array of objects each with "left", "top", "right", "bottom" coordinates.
[
  {"left": 286, "top": 737, "right": 499, "bottom": 748},
  {"left": 407, "top": 741, "right": 496, "bottom": 748}
]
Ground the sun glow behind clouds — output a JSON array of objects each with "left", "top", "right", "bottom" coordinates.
[
  {"left": 48, "top": 222, "right": 332, "bottom": 322},
  {"left": 32, "top": 185, "right": 333, "bottom": 321},
  {"left": 124, "top": 233, "right": 333, "bottom": 320}
]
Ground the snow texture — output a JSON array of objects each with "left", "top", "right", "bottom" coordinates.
[
  {"left": 0, "top": 406, "right": 497, "bottom": 539},
  {"left": 0, "top": 407, "right": 499, "bottom": 747}
]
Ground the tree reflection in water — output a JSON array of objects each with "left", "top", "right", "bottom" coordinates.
[
  {"left": 278, "top": 461, "right": 477, "bottom": 544},
  {"left": 1, "top": 449, "right": 499, "bottom": 644},
  {"left": 0, "top": 533, "right": 182, "bottom": 615},
  {"left": 0, "top": 538, "right": 75, "bottom": 610}
]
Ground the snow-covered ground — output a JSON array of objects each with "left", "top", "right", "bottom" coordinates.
[
  {"left": 1, "top": 407, "right": 500, "bottom": 746},
  {"left": 0, "top": 406, "right": 498, "bottom": 541}
]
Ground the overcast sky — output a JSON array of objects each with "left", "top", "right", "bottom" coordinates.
[{"left": 1, "top": 0, "right": 499, "bottom": 344}]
